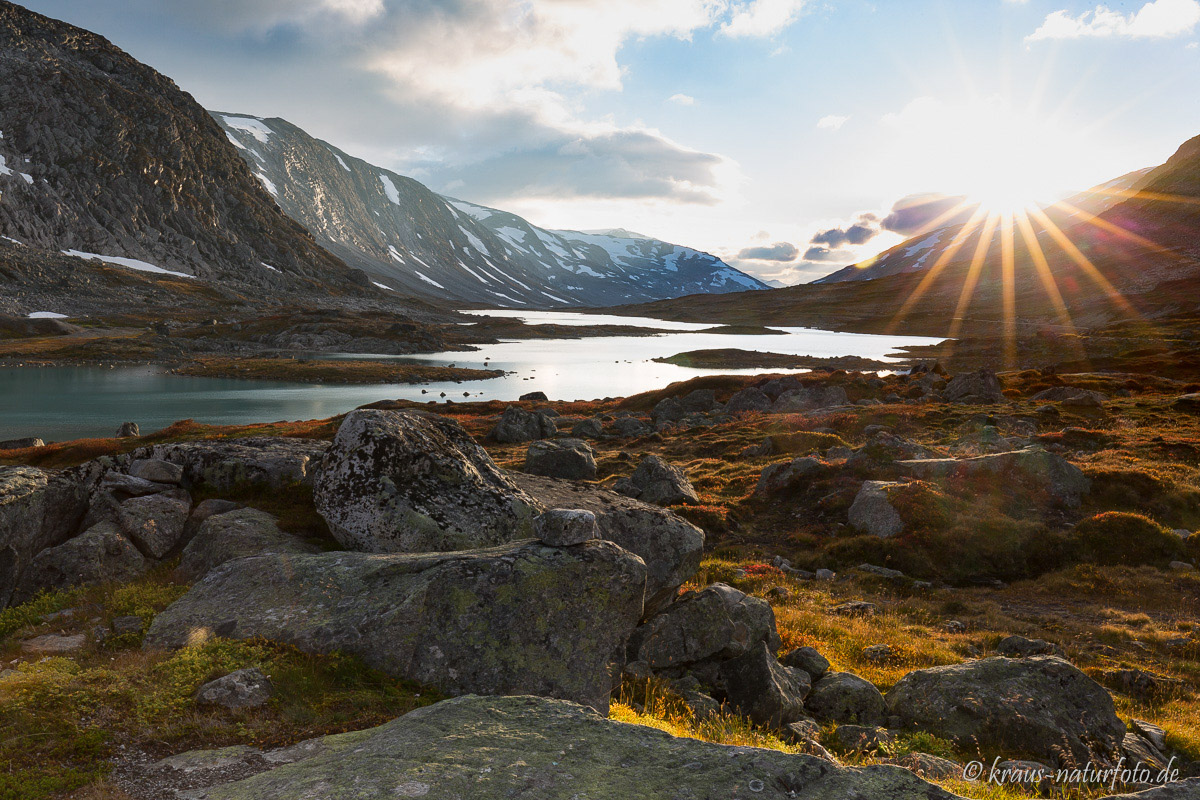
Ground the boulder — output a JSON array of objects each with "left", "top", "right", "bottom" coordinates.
[
  {"left": 128, "top": 458, "right": 184, "bottom": 485},
  {"left": 14, "top": 522, "right": 146, "bottom": 602},
  {"left": 178, "top": 508, "right": 321, "bottom": 580},
  {"left": 848, "top": 481, "right": 906, "bottom": 538},
  {"left": 525, "top": 438, "right": 597, "bottom": 480},
  {"left": 1030, "top": 387, "right": 1107, "bottom": 407},
  {"left": 943, "top": 370, "right": 1005, "bottom": 404},
  {"left": 781, "top": 646, "right": 830, "bottom": 681},
  {"left": 1173, "top": 394, "right": 1200, "bottom": 413},
  {"left": 720, "top": 642, "right": 810, "bottom": 728},
  {"left": 618, "top": 454, "right": 699, "bottom": 506},
  {"left": 117, "top": 489, "right": 192, "bottom": 559},
  {"left": 725, "top": 386, "right": 772, "bottom": 416},
  {"left": 0, "top": 465, "right": 94, "bottom": 605},
  {"left": 0, "top": 437, "right": 44, "bottom": 450},
  {"left": 131, "top": 438, "right": 329, "bottom": 491},
  {"left": 314, "top": 409, "right": 541, "bottom": 553},
  {"left": 534, "top": 509, "right": 599, "bottom": 547},
  {"left": 189, "top": 694, "right": 965, "bottom": 800},
  {"left": 571, "top": 417, "right": 604, "bottom": 439},
  {"left": 899, "top": 447, "right": 1090, "bottom": 507},
  {"left": 630, "top": 583, "right": 780, "bottom": 671},
  {"left": 755, "top": 457, "right": 824, "bottom": 495},
  {"left": 610, "top": 416, "right": 651, "bottom": 438},
  {"left": 805, "top": 671, "right": 887, "bottom": 726},
  {"left": 886, "top": 656, "right": 1125, "bottom": 767},
  {"left": 22, "top": 633, "right": 87, "bottom": 654},
  {"left": 996, "top": 635, "right": 1061, "bottom": 658},
  {"left": 519, "top": 391, "right": 549, "bottom": 402},
  {"left": 196, "top": 668, "right": 274, "bottom": 710},
  {"left": 511, "top": 474, "right": 703, "bottom": 616},
  {"left": 183, "top": 499, "right": 241, "bottom": 539},
  {"left": 116, "top": 422, "right": 141, "bottom": 438},
  {"left": 834, "top": 725, "right": 894, "bottom": 753},
  {"left": 145, "top": 540, "right": 648, "bottom": 713},
  {"left": 772, "top": 386, "right": 850, "bottom": 413},
  {"left": 885, "top": 753, "right": 962, "bottom": 781},
  {"left": 489, "top": 405, "right": 557, "bottom": 443},
  {"left": 651, "top": 397, "right": 685, "bottom": 426},
  {"left": 680, "top": 389, "right": 718, "bottom": 413}
]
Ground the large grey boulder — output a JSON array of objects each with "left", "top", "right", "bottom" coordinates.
[
  {"left": 131, "top": 438, "right": 329, "bottom": 491},
  {"left": 943, "top": 370, "right": 1005, "bottom": 404},
  {"left": 178, "top": 508, "right": 321, "bottom": 580},
  {"left": 117, "top": 489, "right": 191, "bottom": 559},
  {"left": 618, "top": 454, "right": 699, "bottom": 506},
  {"left": 15, "top": 522, "right": 146, "bottom": 602},
  {"left": 726, "top": 386, "right": 772, "bottom": 416},
  {"left": 805, "top": 671, "right": 887, "bottom": 726},
  {"left": 720, "top": 642, "right": 810, "bottom": 728},
  {"left": 0, "top": 465, "right": 92, "bottom": 606},
  {"left": 899, "top": 447, "right": 1090, "bottom": 507},
  {"left": 187, "top": 694, "right": 965, "bottom": 800},
  {"left": 630, "top": 583, "right": 780, "bottom": 671},
  {"left": 489, "top": 405, "right": 557, "bottom": 443},
  {"left": 886, "top": 656, "right": 1126, "bottom": 767},
  {"left": 512, "top": 473, "right": 703, "bottom": 616},
  {"left": 314, "top": 409, "right": 541, "bottom": 553},
  {"left": 756, "top": 456, "right": 824, "bottom": 495},
  {"left": 145, "top": 540, "right": 647, "bottom": 713},
  {"left": 525, "top": 438, "right": 597, "bottom": 480},
  {"left": 848, "top": 481, "right": 906, "bottom": 538}
]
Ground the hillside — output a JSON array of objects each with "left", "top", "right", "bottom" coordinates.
[{"left": 211, "top": 113, "right": 768, "bottom": 307}]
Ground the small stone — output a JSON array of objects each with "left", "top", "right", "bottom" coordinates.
[
  {"left": 196, "top": 667, "right": 273, "bottom": 709},
  {"left": 21, "top": 633, "right": 86, "bottom": 654},
  {"left": 862, "top": 644, "right": 892, "bottom": 663},
  {"left": 111, "top": 615, "right": 144, "bottom": 635},
  {"left": 815, "top": 569, "right": 835, "bottom": 581},
  {"left": 833, "top": 724, "right": 894, "bottom": 753},
  {"left": 832, "top": 601, "right": 876, "bottom": 617},
  {"left": 1170, "top": 560, "right": 1196, "bottom": 572},
  {"left": 534, "top": 509, "right": 599, "bottom": 547},
  {"left": 996, "top": 635, "right": 1060, "bottom": 658},
  {"left": 943, "top": 620, "right": 966, "bottom": 634}
]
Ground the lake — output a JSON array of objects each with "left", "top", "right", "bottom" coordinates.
[{"left": 0, "top": 311, "right": 942, "bottom": 441}]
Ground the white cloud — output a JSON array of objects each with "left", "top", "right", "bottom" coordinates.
[
  {"left": 1026, "top": 0, "right": 1200, "bottom": 41},
  {"left": 669, "top": 93, "right": 696, "bottom": 105},
  {"left": 720, "top": 0, "right": 809, "bottom": 38},
  {"left": 817, "top": 114, "right": 850, "bottom": 131}
]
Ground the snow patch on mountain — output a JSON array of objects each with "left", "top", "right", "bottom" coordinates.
[
  {"left": 64, "top": 249, "right": 194, "bottom": 278},
  {"left": 221, "top": 116, "right": 273, "bottom": 144}
]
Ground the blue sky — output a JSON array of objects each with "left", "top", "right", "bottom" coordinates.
[{"left": 22, "top": 0, "right": 1200, "bottom": 282}]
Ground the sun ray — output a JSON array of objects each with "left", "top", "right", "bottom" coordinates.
[
  {"left": 885, "top": 204, "right": 992, "bottom": 334},
  {"left": 1000, "top": 212, "right": 1017, "bottom": 370},
  {"left": 946, "top": 212, "right": 1002, "bottom": 340},
  {"left": 1077, "top": 187, "right": 1200, "bottom": 207},
  {"left": 1048, "top": 198, "right": 1184, "bottom": 257},
  {"left": 1025, "top": 205, "right": 1141, "bottom": 318},
  {"left": 1014, "top": 210, "right": 1089, "bottom": 364}
]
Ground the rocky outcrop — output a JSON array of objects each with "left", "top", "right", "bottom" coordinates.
[
  {"left": 186, "top": 694, "right": 964, "bottom": 800},
  {"left": 116, "top": 489, "right": 191, "bottom": 559},
  {"left": 489, "top": 406, "right": 557, "bottom": 443},
  {"left": 720, "top": 642, "right": 810, "bottom": 728},
  {"left": 942, "top": 370, "right": 1005, "bottom": 404},
  {"left": 145, "top": 540, "right": 648, "bottom": 712},
  {"left": 0, "top": 464, "right": 92, "bottom": 605},
  {"left": 178, "top": 508, "right": 320, "bottom": 580},
  {"left": 132, "top": 439, "right": 329, "bottom": 492},
  {"left": 314, "top": 410, "right": 540, "bottom": 553},
  {"left": 615, "top": 454, "right": 699, "bottom": 506},
  {"left": 525, "top": 438, "right": 597, "bottom": 480},
  {"left": 512, "top": 473, "right": 703, "bottom": 616},
  {"left": 15, "top": 521, "right": 146, "bottom": 602},
  {"left": 726, "top": 387, "right": 772, "bottom": 416},
  {"left": 899, "top": 447, "right": 1090, "bottom": 507},
  {"left": 886, "top": 656, "right": 1126, "bottom": 767}
]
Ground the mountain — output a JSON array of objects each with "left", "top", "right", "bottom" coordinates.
[
  {"left": 612, "top": 135, "right": 1200, "bottom": 344},
  {"left": 0, "top": 1, "right": 377, "bottom": 301},
  {"left": 211, "top": 113, "right": 768, "bottom": 307},
  {"left": 815, "top": 167, "right": 1155, "bottom": 285}
]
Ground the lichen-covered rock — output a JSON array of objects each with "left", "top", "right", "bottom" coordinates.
[
  {"left": 571, "top": 417, "right": 604, "bottom": 439},
  {"left": 145, "top": 540, "right": 647, "bottom": 712},
  {"left": 534, "top": 509, "right": 599, "bottom": 547},
  {"left": 630, "top": 582, "right": 780, "bottom": 670},
  {"left": 15, "top": 522, "right": 146, "bottom": 602},
  {"left": 619, "top": 454, "right": 699, "bottom": 506},
  {"left": 726, "top": 386, "right": 772, "bottom": 416},
  {"left": 756, "top": 456, "right": 824, "bottom": 495},
  {"left": 943, "top": 370, "right": 1005, "bottom": 404},
  {"left": 848, "top": 481, "right": 906, "bottom": 538},
  {"left": 899, "top": 447, "right": 1090, "bottom": 507},
  {"left": 805, "top": 671, "right": 887, "bottom": 726},
  {"left": 128, "top": 458, "right": 183, "bottom": 485},
  {"left": 782, "top": 646, "right": 830, "bottom": 680},
  {"left": 720, "top": 642, "right": 810, "bottom": 728},
  {"left": 886, "top": 656, "right": 1125, "bottom": 767},
  {"left": 0, "top": 465, "right": 92, "bottom": 605},
  {"left": 525, "top": 438, "right": 597, "bottom": 480},
  {"left": 196, "top": 668, "right": 273, "bottom": 709},
  {"left": 131, "top": 438, "right": 329, "bottom": 491},
  {"left": 189, "top": 694, "right": 965, "bottom": 800},
  {"left": 314, "top": 409, "right": 541, "bottom": 553},
  {"left": 117, "top": 489, "right": 191, "bottom": 559},
  {"left": 512, "top": 473, "right": 703, "bottom": 616},
  {"left": 772, "top": 385, "right": 850, "bottom": 413},
  {"left": 489, "top": 405, "right": 558, "bottom": 443},
  {"left": 611, "top": 416, "right": 651, "bottom": 438},
  {"left": 178, "top": 508, "right": 320, "bottom": 580}
]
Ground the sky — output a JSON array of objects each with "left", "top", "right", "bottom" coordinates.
[{"left": 22, "top": 0, "right": 1200, "bottom": 284}]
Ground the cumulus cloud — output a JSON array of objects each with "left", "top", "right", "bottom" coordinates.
[
  {"left": 1027, "top": 0, "right": 1200, "bottom": 41},
  {"left": 720, "top": 0, "right": 810, "bottom": 38},
  {"left": 737, "top": 241, "right": 800, "bottom": 261},
  {"left": 669, "top": 93, "right": 696, "bottom": 105},
  {"left": 811, "top": 214, "right": 879, "bottom": 248},
  {"left": 880, "top": 193, "right": 973, "bottom": 236},
  {"left": 817, "top": 114, "right": 849, "bottom": 131}
]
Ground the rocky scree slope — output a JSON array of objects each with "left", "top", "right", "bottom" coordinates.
[
  {"left": 0, "top": 1, "right": 372, "bottom": 299},
  {"left": 212, "top": 112, "right": 768, "bottom": 307}
]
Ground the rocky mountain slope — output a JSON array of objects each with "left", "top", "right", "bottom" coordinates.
[
  {"left": 0, "top": 0, "right": 406, "bottom": 313},
  {"left": 817, "top": 167, "right": 1154, "bottom": 285},
  {"left": 211, "top": 113, "right": 768, "bottom": 307}
]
